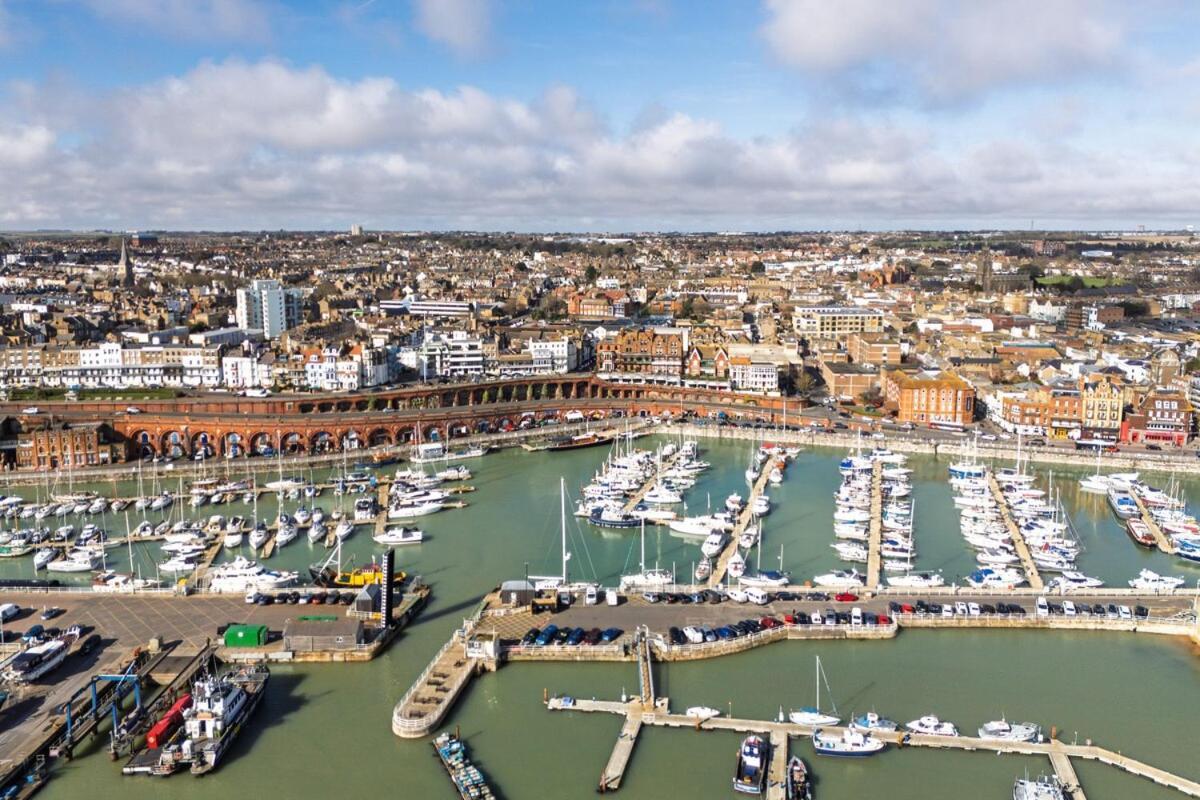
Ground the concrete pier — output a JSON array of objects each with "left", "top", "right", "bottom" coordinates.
[
  {"left": 987, "top": 473, "right": 1044, "bottom": 590},
  {"left": 866, "top": 460, "right": 883, "bottom": 590}
]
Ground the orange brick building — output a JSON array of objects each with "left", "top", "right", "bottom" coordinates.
[{"left": 883, "top": 370, "right": 975, "bottom": 427}]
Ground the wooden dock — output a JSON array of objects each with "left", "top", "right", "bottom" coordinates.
[
  {"left": 987, "top": 473, "right": 1044, "bottom": 590},
  {"left": 866, "top": 460, "right": 883, "bottom": 590},
  {"left": 709, "top": 455, "right": 778, "bottom": 587},
  {"left": 621, "top": 449, "right": 686, "bottom": 514},
  {"left": 766, "top": 729, "right": 788, "bottom": 800},
  {"left": 599, "top": 711, "right": 643, "bottom": 792},
  {"left": 549, "top": 699, "right": 1200, "bottom": 798},
  {"left": 1132, "top": 493, "right": 1176, "bottom": 554},
  {"left": 1050, "top": 745, "right": 1087, "bottom": 800}
]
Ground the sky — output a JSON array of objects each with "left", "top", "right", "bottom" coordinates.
[{"left": 1, "top": 0, "right": 1199, "bottom": 232}]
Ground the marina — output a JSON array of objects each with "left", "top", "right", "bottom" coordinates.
[{"left": 5, "top": 434, "right": 1200, "bottom": 799}]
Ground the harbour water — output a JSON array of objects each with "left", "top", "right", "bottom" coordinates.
[{"left": 8, "top": 436, "right": 1200, "bottom": 799}]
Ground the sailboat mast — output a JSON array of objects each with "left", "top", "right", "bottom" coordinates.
[
  {"left": 639, "top": 518, "right": 646, "bottom": 573},
  {"left": 560, "top": 477, "right": 569, "bottom": 583}
]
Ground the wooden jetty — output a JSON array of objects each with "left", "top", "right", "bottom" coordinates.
[
  {"left": 1132, "top": 493, "right": 1176, "bottom": 555},
  {"left": 987, "top": 472, "right": 1044, "bottom": 590},
  {"left": 766, "top": 729, "right": 788, "bottom": 800},
  {"left": 550, "top": 699, "right": 1200, "bottom": 797},
  {"left": 621, "top": 448, "right": 686, "bottom": 514},
  {"left": 709, "top": 455, "right": 778, "bottom": 587},
  {"left": 865, "top": 460, "right": 883, "bottom": 590}
]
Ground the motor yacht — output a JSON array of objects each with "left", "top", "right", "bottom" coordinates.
[
  {"left": 811, "top": 728, "right": 886, "bottom": 757},
  {"left": 979, "top": 719, "right": 1042, "bottom": 742},
  {"left": 906, "top": 715, "right": 958, "bottom": 736}
]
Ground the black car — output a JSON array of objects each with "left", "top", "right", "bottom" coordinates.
[
  {"left": 980, "top": 604, "right": 996, "bottom": 615},
  {"left": 668, "top": 626, "right": 685, "bottom": 645},
  {"left": 1009, "top": 604, "right": 1026, "bottom": 616},
  {"left": 835, "top": 612, "right": 850, "bottom": 625},
  {"left": 928, "top": 603, "right": 942, "bottom": 614},
  {"left": 1092, "top": 603, "right": 1106, "bottom": 616},
  {"left": 1134, "top": 605, "right": 1149, "bottom": 619},
  {"left": 554, "top": 627, "right": 572, "bottom": 644},
  {"left": 888, "top": 601, "right": 901, "bottom": 613},
  {"left": 521, "top": 628, "right": 540, "bottom": 645},
  {"left": 1049, "top": 603, "right": 1064, "bottom": 616},
  {"left": 79, "top": 633, "right": 102, "bottom": 654},
  {"left": 915, "top": 600, "right": 929, "bottom": 614},
  {"left": 40, "top": 606, "right": 64, "bottom": 621}
]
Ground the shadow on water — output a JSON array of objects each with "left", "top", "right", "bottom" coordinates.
[
  {"left": 226, "top": 670, "right": 309, "bottom": 760},
  {"left": 417, "top": 593, "right": 487, "bottom": 626}
]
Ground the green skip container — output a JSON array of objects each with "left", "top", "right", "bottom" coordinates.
[{"left": 223, "top": 624, "right": 268, "bottom": 648}]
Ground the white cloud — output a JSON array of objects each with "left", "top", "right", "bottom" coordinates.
[
  {"left": 761, "top": 0, "right": 1128, "bottom": 103},
  {"left": 74, "top": 0, "right": 271, "bottom": 42},
  {"left": 413, "top": 0, "right": 493, "bottom": 57},
  {"left": 2, "top": 59, "right": 1200, "bottom": 230}
]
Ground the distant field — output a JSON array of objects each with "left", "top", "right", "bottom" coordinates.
[{"left": 1036, "top": 275, "right": 1114, "bottom": 288}]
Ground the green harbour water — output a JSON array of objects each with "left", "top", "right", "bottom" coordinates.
[{"left": 6, "top": 435, "right": 1200, "bottom": 799}]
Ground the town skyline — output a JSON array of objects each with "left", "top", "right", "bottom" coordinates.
[{"left": 2, "top": 1, "right": 1200, "bottom": 231}]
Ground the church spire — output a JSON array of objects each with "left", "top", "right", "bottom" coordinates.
[{"left": 120, "top": 237, "right": 134, "bottom": 288}]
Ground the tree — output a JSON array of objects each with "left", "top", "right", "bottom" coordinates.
[
  {"left": 1185, "top": 357, "right": 1200, "bottom": 374},
  {"left": 750, "top": 260, "right": 765, "bottom": 274},
  {"left": 584, "top": 264, "right": 599, "bottom": 284},
  {"left": 793, "top": 369, "right": 817, "bottom": 397},
  {"left": 857, "top": 387, "right": 883, "bottom": 407}
]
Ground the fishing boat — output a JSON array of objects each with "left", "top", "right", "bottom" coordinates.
[
  {"left": 786, "top": 757, "right": 812, "bottom": 800},
  {"left": 1125, "top": 519, "right": 1157, "bottom": 548},
  {"left": 811, "top": 727, "right": 886, "bottom": 757},
  {"left": 309, "top": 539, "right": 405, "bottom": 588},
  {"left": 1013, "top": 775, "right": 1066, "bottom": 800},
  {"left": 732, "top": 734, "right": 768, "bottom": 795},
  {"left": 979, "top": 719, "right": 1042, "bottom": 742},
  {"left": 789, "top": 656, "right": 840, "bottom": 726},
  {"left": 432, "top": 732, "right": 497, "bottom": 800},
  {"left": 851, "top": 711, "right": 898, "bottom": 732},
  {"left": 373, "top": 527, "right": 425, "bottom": 546},
  {"left": 165, "top": 666, "right": 270, "bottom": 775}
]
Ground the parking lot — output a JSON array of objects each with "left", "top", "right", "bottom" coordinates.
[{"left": 484, "top": 589, "right": 1195, "bottom": 646}]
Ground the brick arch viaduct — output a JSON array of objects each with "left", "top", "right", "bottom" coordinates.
[{"left": 0, "top": 376, "right": 795, "bottom": 459}]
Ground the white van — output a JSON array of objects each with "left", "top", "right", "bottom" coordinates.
[
  {"left": 850, "top": 607, "right": 863, "bottom": 626},
  {"left": 605, "top": 589, "right": 619, "bottom": 607},
  {"left": 955, "top": 601, "right": 969, "bottom": 616},
  {"left": 745, "top": 587, "right": 769, "bottom": 605},
  {"left": 967, "top": 602, "right": 981, "bottom": 617},
  {"left": 727, "top": 589, "right": 749, "bottom": 603},
  {"left": 1062, "top": 600, "right": 1076, "bottom": 617},
  {"left": 683, "top": 625, "right": 704, "bottom": 644},
  {"left": 0, "top": 602, "right": 20, "bottom": 622},
  {"left": 1035, "top": 596, "right": 1049, "bottom": 617},
  {"left": 564, "top": 410, "right": 585, "bottom": 423}
]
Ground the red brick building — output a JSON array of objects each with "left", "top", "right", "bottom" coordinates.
[{"left": 1121, "top": 389, "right": 1194, "bottom": 447}]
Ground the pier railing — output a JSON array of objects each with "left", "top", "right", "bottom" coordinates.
[{"left": 391, "top": 633, "right": 467, "bottom": 735}]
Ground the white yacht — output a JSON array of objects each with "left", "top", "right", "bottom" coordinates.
[
  {"left": 812, "top": 569, "right": 864, "bottom": 589},
  {"left": 1128, "top": 569, "right": 1185, "bottom": 591},
  {"left": 642, "top": 485, "right": 683, "bottom": 505},
  {"left": 224, "top": 530, "right": 244, "bottom": 548},
  {"left": 275, "top": 524, "right": 298, "bottom": 547},
  {"left": 979, "top": 719, "right": 1042, "bottom": 742},
  {"left": 373, "top": 526, "right": 425, "bottom": 546},
  {"left": 726, "top": 551, "right": 746, "bottom": 579},
  {"left": 158, "top": 555, "right": 199, "bottom": 574},
  {"left": 905, "top": 715, "right": 958, "bottom": 736},
  {"left": 206, "top": 556, "right": 298, "bottom": 593},
  {"left": 701, "top": 531, "right": 729, "bottom": 558},
  {"left": 46, "top": 549, "right": 102, "bottom": 573},
  {"left": 885, "top": 571, "right": 944, "bottom": 589}
]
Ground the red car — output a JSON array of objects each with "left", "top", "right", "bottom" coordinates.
[
  {"left": 834, "top": 592, "right": 859, "bottom": 602},
  {"left": 877, "top": 614, "right": 892, "bottom": 625},
  {"left": 900, "top": 603, "right": 915, "bottom": 614},
  {"left": 782, "top": 613, "right": 800, "bottom": 625},
  {"left": 759, "top": 616, "right": 781, "bottom": 629}
]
